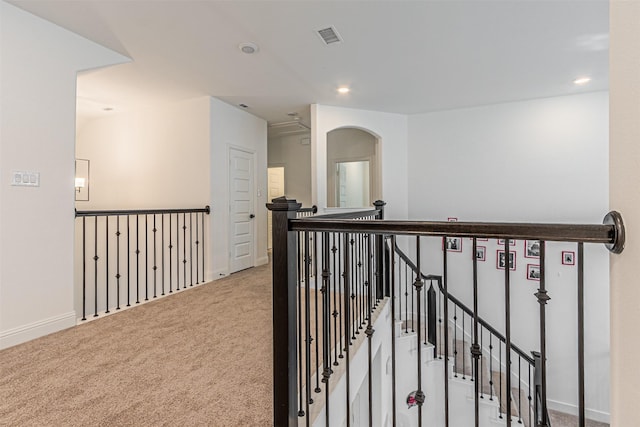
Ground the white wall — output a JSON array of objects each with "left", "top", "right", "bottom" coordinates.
[
  {"left": 210, "top": 97, "right": 268, "bottom": 277},
  {"left": 0, "top": 1, "right": 127, "bottom": 348},
  {"left": 76, "top": 97, "right": 211, "bottom": 209},
  {"left": 407, "top": 91, "right": 610, "bottom": 420},
  {"left": 267, "top": 133, "right": 312, "bottom": 207},
  {"left": 311, "top": 104, "right": 408, "bottom": 219},
  {"left": 609, "top": 2, "right": 640, "bottom": 425}
]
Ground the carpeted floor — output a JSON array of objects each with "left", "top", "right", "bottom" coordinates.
[{"left": 0, "top": 264, "right": 273, "bottom": 427}]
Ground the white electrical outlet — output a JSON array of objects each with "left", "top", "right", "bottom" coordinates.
[{"left": 11, "top": 170, "right": 40, "bottom": 187}]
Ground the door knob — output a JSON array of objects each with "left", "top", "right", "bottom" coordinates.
[{"left": 249, "top": 214, "right": 255, "bottom": 219}]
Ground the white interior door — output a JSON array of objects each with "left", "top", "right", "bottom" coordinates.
[
  {"left": 229, "top": 147, "right": 255, "bottom": 273},
  {"left": 267, "top": 167, "right": 285, "bottom": 249}
]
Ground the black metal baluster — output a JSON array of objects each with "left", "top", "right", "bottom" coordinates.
[
  {"left": 536, "top": 240, "right": 549, "bottom": 427},
  {"left": 116, "top": 216, "right": 121, "bottom": 309},
  {"left": 338, "top": 233, "right": 344, "bottom": 360},
  {"left": 528, "top": 363, "right": 532, "bottom": 427},
  {"left": 136, "top": 214, "right": 140, "bottom": 304},
  {"left": 105, "top": 216, "right": 110, "bottom": 313},
  {"left": 462, "top": 308, "right": 466, "bottom": 380},
  {"left": 145, "top": 215, "right": 149, "bottom": 301},
  {"left": 332, "top": 233, "right": 339, "bottom": 365},
  {"left": 94, "top": 216, "right": 99, "bottom": 317},
  {"left": 189, "top": 213, "right": 193, "bottom": 286},
  {"left": 169, "top": 214, "right": 173, "bottom": 293},
  {"left": 504, "top": 240, "right": 512, "bottom": 426},
  {"left": 195, "top": 213, "right": 199, "bottom": 285},
  {"left": 176, "top": 213, "right": 179, "bottom": 290},
  {"left": 454, "top": 305, "right": 458, "bottom": 378},
  {"left": 489, "top": 334, "right": 494, "bottom": 401},
  {"left": 161, "top": 215, "right": 165, "bottom": 295},
  {"left": 350, "top": 237, "right": 356, "bottom": 341},
  {"left": 499, "top": 340, "right": 503, "bottom": 419},
  {"left": 314, "top": 232, "right": 321, "bottom": 395},
  {"left": 411, "top": 268, "right": 415, "bottom": 333},
  {"left": 304, "top": 232, "right": 312, "bottom": 423},
  {"left": 366, "top": 232, "right": 374, "bottom": 427},
  {"left": 322, "top": 232, "right": 331, "bottom": 426},
  {"left": 414, "top": 237, "right": 425, "bottom": 426},
  {"left": 153, "top": 215, "right": 157, "bottom": 298},
  {"left": 343, "top": 232, "right": 351, "bottom": 427},
  {"left": 127, "top": 215, "right": 131, "bottom": 307},
  {"left": 578, "top": 242, "right": 585, "bottom": 427},
  {"left": 404, "top": 263, "right": 409, "bottom": 334},
  {"left": 472, "top": 238, "right": 481, "bottom": 426},
  {"left": 183, "top": 213, "right": 187, "bottom": 289},
  {"left": 297, "top": 232, "right": 304, "bottom": 417},
  {"left": 82, "top": 216, "right": 86, "bottom": 321},
  {"left": 201, "top": 211, "right": 205, "bottom": 281},
  {"left": 391, "top": 236, "right": 397, "bottom": 426},
  {"left": 443, "top": 242, "right": 450, "bottom": 427},
  {"left": 480, "top": 327, "right": 484, "bottom": 399},
  {"left": 438, "top": 284, "right": 443, "bottom": 360},
  {"left": 518, "top": 355, "right": 522, "bottom": 424}
]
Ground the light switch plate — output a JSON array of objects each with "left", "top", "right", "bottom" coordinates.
[{"left": 11, "top": 170, "right": 40, "bottom": 187}]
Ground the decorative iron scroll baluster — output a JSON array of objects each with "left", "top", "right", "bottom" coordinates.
[
  {"left": 414, "top": 236, "right": 425, "bottom": 426},
  {"left": 94, "top": 217, "right": 98, "bottom": 317},
  {"left": 489, "top": 334, "right": 494, "bottom": 401},
  {"left": 321, "top": 232, "right": 331, "bottom": 427}
]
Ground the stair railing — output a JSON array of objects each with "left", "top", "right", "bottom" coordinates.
[
  {"left": 267, "top": 197, "right": 624, "bottom": 427},
  {"left": 75, "top": 206, "right": 210, "bottom": 320}
]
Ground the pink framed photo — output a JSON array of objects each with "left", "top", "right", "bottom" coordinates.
[
  {"left": 525, "top": 240, "right": 541, "bottom": 258},
  {"left": 444, "top": 237, "right": 462, "bottom": 252},
  {"left": 527, "top": 264, "right": 541, "bottom": 281},
  {"left": 497, "top": 250, "right": 516, "bottom": 270},
  {"left": 447, "top": 217, "right": 458, "bottom": 222},
  {"left": 475, "top": 246, "right": 486, "bottom": 261},
  {"left": 562, "top": 251, "right": 575, "bottom": 265},
  {"left": 498, "top": 239, "right": 516, "bottom": 246}
]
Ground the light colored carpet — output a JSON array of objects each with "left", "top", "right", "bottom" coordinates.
[{"left": 0, "top": 264, "right": 273, "bottom": 427}]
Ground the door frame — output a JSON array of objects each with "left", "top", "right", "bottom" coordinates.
[
  {"left": 228, "top": 144, "right": 257, "bottom": 273},
  {"left": 267, "top": 165, "right": 286, "bottom": 250}
]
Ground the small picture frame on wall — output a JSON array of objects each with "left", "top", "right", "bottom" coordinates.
[
  {"left": 447, "top": 217, "right": 458, "bottom": 222},
  {"left": 562, "top": 251, "right": 575, "bottom": 265},
  {"left": 497, "top": 250, "right": 516, "bottom": 270},
  {"left": 475, "top": 246, "right": 486, "bottom": 262},
  {"left": 525, "top": 240, "right": 541, "bottom": 258},
  {"left": 527, "top": 264, "right": 541, "bottom": 281},
  {"left": 498, "top": 239, "right": 516, "bottom": 246},
  {"left": 444, "top": 237, "right": 462, "bottom": 252}
]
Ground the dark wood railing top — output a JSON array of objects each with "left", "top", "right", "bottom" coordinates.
[
  {"left": 291, "top": 215, "right": 622, "bottom": 248},
  {"left": 75, "top": 206, "right": 211, "bottom": 217}
]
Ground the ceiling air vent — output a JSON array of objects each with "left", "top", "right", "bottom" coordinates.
[{"left": 317, "top": 26, "right": 342, "bottom": 45}]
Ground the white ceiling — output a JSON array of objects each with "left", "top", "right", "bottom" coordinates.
[{"left": 9, "top": 0, "right": 609, "bottom": 129}]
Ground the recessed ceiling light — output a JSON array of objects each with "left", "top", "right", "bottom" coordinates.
[
  {"left": 573, "top": 77, "right": 591, "bottom": 85},
  {"left": 337, "top": 87, "right": 350, "bottom": 94},
  {"left": 239, "top": 42, "right": 259, "bottom": 54}
]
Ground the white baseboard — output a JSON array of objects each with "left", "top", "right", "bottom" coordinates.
[
  {"left": 256, "top": 256, "right": 269, "bottom": 266},
  {"left": 0, "top": 311, "right": 76, "bottom": 349},
  {"left": 547, "top": 399, "right": 610, "bottom": 424}
]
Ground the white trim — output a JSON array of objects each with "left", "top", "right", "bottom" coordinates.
[
  {"left": 547, "top": 399, "right": 610, "bottom": 424},
  {"left": 0, "top": 311, "right": 76, "bottom": 349},
  {"left": 256, "top": 255, "right": 269, "bottom": 266}
]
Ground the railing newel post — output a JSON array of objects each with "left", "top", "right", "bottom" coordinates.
[{"left": 266, "top": 196, "right": 301, "bottom": 427}]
